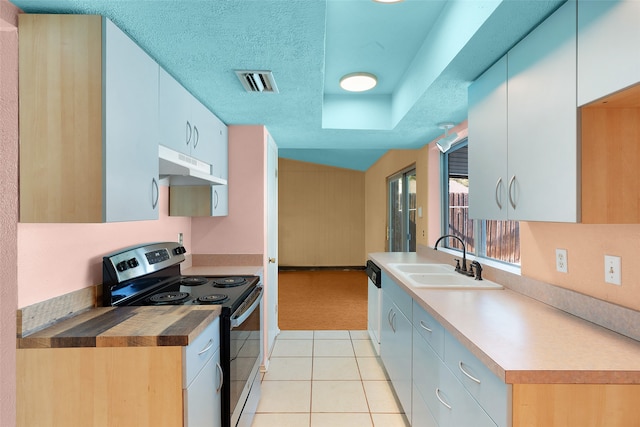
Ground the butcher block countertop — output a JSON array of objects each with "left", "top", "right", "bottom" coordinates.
[
  {"left": 17, "top": 305, "right": 221, "bottom": 349},
  {"left": 370, "top": 252, "right": 640, "bottom": 385}
]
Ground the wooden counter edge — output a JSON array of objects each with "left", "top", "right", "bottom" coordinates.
[{"left": 17, "top": 306, "right": 221, "bottom": 349}]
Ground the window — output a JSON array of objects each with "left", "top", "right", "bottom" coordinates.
[{"left": 441, "top": 140, "right": 520, "bottom": 265}]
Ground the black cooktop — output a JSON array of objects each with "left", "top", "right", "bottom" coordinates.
[{"left": 113, "top": 275, "right": 260, "bottom": 312}]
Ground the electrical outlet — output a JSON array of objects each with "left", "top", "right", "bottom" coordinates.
[
  {"left": 555, "top": 248, "right": 568, "bottom": 273},
  {"left": 604, "top": 255, "right": 621, "bottom": 285},
  {"left": 178, "top": 232, "right": 183, "bottom": 245}
]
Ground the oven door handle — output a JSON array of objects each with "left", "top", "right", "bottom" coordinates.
[{"left": 230, "top": 286, "right": 263, "bottom": 329}]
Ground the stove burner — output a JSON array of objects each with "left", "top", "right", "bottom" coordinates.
[
  {"left": 197, "top": 294, "right": 229, "bottom": 304},
  {"left": 149, "top": 291, "right": 190, "bottom": 304},
  {"left": 180, "top": 276, "right": 208, "bottom": 286},
  {"left": 213, "top": 276, "right": 247, "bottom": 288}
]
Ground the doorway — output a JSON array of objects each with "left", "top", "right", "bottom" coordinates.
[{"left": 388, "top": 167, "right": 416, "bottom": 252}]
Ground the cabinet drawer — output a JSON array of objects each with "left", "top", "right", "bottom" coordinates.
[
  {"left": 381, "top": 271, "right": 412, "bottom": 318},
  {"left": 413, "top": 300, "right": 445, "bottom": 358},
  {"left": 444, "top": 331, "right": 508, "bottom": 427},
  {"left": 184, "top": 317, "right": 220, "bottom": 387},
  {"left": 415, "top": 329, "right": 497, "bottom": 427},
  {"left": 412, "top": 383, "right": 438, "bottom": 427},
  {"left": 412, "top": 327, "right": 441, "bottom": 404}
]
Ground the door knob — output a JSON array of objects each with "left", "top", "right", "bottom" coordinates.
[{"left": 268, "top": 257, "right": 276, "bottom": 263}]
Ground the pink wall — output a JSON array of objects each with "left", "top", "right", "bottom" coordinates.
[
  {"left": 192, "top": 125, "right": 266, "bottom": 255},
  {"left": 1, "top": 1, "right": 19, "bottom": 424},
  {"left": 17, "top": 186, "right": 191, "bottom": 307}
]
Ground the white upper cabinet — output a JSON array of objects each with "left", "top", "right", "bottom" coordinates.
[
  {"left": 159, "top": 67, "right": 228, "bottom": 172},
  {"left": 469, "top": 0, "right": 578, "bottom": 223},
  {"left": 103, "top": 19, "right": 160, "bottom": 222},
  {"left": 210, "top": 114, "right": 229, "bottom": 180},
  {"left": 468, "top": 56, "right": 508, "bottom": 220},
  {"left": 158, "top": 68, "right": 192, "bottom": 155},
  {"left": 506, "top": 0, "right": 577, "bottom": 222},
  {"left": 577, "top": 0, "right": 640, "bottom": 106}
]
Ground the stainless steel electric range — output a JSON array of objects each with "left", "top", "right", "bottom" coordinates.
[{"left": 102, "top": 242, "right": 263, "bottom": 427}]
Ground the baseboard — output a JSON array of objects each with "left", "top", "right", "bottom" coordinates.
[{"left": 278, "top": 265, "right": 365, "bottom": 271}]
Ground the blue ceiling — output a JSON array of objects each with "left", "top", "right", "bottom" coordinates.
[{"left": 10, "top": 0, "right": 565, "bottom": 171}]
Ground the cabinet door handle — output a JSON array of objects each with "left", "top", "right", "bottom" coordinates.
[
  {"left": 435, "top": 388, "right": 452, "bottom": 410},
  {"left": 213, "top": 189, "right": 219, "bottom": 209},
  {"left": 387, "top": 308, "right": 394, "bottom": 328},
  {"left": 216, "top": 361, "right": 224, "bottom": 393},
  {"left": 508, "top": 175, "right": 516, "bottom": 209},
  {"left": 419, "top": 320, "right": 432, "bottom": 333},
  {"left": 390, "top": 311, "right": 397, "bottom": 333},
  {"left": 495, "top": 177, "right": 503, "bottom": 210},
  {"left": 193, "top": 125, "right": 199, "bottom": 149},
  {"left": 151, "top": 178, "right": 159, "bottom": 209},
  {"left": 458, "top": 361, "right": 481, "bottom": 384},
  {"left": 186, "top": 120, "right": 192, "bottom": 146},
  {"left": 197, "top": 338, "right": 214, "bottom": 355}
]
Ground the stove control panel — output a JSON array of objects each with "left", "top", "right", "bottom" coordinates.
[
  {"left": 146, "top": 249, "right": 170, "bottom": 265},
  {"left": 103, "top": 242, "right": 186, "bottom": 285}
]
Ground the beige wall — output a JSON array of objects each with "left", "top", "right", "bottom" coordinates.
[{"left": 279, "top": 158, "right": 365, "bottom": 266}]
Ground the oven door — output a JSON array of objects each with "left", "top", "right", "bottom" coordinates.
[{"left": 229, "top": 286, "right": 263, "bottom": 427}]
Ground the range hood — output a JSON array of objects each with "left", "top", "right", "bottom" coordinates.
[{"left": 158, "top": 145, "right": 227, "bottom": 186}]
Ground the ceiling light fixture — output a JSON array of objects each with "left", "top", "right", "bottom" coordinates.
[
  {"left": 372, "top": 0, "right": 404, "bottom": 3},
  {"left": 339, "top": 72, "right": 378, "bottom": 92},
  {"left": 435, "top": 123, "right": 459, "bottom": 153}
]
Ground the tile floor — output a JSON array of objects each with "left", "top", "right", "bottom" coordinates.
[{"left": 251, "top": 330, "right": 410, "bottom": 427}]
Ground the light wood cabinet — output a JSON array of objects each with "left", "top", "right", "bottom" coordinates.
[
  {"left": 19, "top": 15, "right": 159, "bottom": 223},
  {"left": 170, "top": 185, "right": 229, "bottom": 217},
  {"left": 469, "top": 0, "right": 578, "bottom": 223},
  {"left": 577, "top": 0, "right": 640, "bottom": 106},
  {"left": 581, "top": 83, "right": 640, "bottom": 223},
  {"left": 17, "top": 318, "right": 221, "bottom": 427}
]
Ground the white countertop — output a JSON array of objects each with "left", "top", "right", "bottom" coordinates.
[{"left": 369, "top": 252, "right": 640, "bottom": 384}]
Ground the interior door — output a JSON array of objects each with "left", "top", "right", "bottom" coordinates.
[{"left": 265, "top": 134, "right": 279, "bottom": 361}]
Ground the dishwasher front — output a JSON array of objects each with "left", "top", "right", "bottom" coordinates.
[{"left": 366, "top": 260, "right": 382, "bottom": 355}]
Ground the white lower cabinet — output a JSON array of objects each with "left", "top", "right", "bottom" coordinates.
[
  {"left": 412, "top": 383, "right": 439, "bottom": 427},
  {"left": 380, "top": 273, "right": 412, "bottom": 421},
  {"left": 444, "top": 332, "right": 509, "bottom": 427},
  {"left": 379, "top": 274, "right": 508, "bottom": 427},
  {"left": 183, "top": 317, "right": 222, "bottom": 427},
  {"left": 413, "top": 328, "right": 498, "bottom": 427}
]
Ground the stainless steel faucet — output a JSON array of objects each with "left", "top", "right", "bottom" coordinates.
[{"left": 433, "top": 234, "right": 473, "bottom": 277}]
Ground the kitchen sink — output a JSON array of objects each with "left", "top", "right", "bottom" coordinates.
[
  {"left": 387, "top": 262, "right": 503, "bottom": 290},
  {"left": 406, "top": 273, "right": 503, "bottom": 289},
  {"left": 387, "top": 263, "right": 454, "bottom": 274}
]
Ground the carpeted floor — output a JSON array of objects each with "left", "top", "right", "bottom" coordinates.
[{"left": 278, "top": 269, "right": 368, "bottom": 330}]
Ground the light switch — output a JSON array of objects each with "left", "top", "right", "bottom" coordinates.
[{"left": 604, "top": 255, "right": 621, "bottom": 286}]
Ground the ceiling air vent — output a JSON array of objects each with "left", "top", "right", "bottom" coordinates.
[{"left": 235, "top": 70, "right": 279, "bottom": 93}]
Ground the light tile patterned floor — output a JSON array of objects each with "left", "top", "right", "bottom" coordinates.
[{"left": 251, "top": 330, "right": 410, "bottom": 427}]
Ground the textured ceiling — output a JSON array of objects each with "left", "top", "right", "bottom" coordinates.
[{"left": 10, "top": 0, "right": 565, "bottom": 170}]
